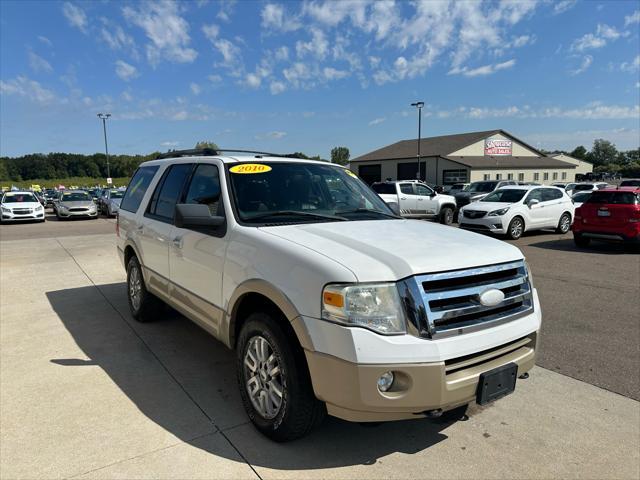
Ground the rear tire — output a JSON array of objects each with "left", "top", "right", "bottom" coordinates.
[
  {"left": 126, "top": 256, "right": 163, "bottom": 322},
  {"left": 573, "top": 233, "right": 591, "bottom": 247},
  {"left": 237, "top": 313, "right": 325, "bottom": 442},
  {"left": 439, "top": 206, "right": 454, "bottom": 226},
  {"left": 556, "top": 212, "right": 572, "bottom": 234},
  {"left": 506, "top": 216, "right": 524, "bottom": 240}
]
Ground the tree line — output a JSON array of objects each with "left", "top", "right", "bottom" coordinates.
[{"left": 555, "top": 139, "right": 639, "bottom": 176}]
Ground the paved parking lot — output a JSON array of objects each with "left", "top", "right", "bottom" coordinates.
[{"left": 1, "top": 221, "right": 639, "bottom": 479}]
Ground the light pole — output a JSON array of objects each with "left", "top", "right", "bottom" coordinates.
[
  {"left": 97, "top": 113, "right": 111, "bottom": 181},
  {"left": 410, "top": 102, "right": 424, "bottom": 180}
]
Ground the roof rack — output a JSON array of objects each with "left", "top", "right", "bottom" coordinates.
[{"left": 157, "top": 148, "right": 287, "bottom": 159}]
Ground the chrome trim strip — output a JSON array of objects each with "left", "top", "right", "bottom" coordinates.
[{"left": 417, "top": 260, "right": 523, "bottom": 282}]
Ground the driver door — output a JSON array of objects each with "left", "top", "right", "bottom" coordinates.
[
  {"left": 524, "top": 188, "right": 546, "bottom": 227},
  {"left": 414, "top": 184, "right": 438, "bottom": 217}
]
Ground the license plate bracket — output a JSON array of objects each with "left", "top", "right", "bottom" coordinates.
[
  {"left": 597, "top": 210, "right": 610, "bottom": 217},
  {"left": 477, "top": 363, "right": 518, "bottom": 405}
]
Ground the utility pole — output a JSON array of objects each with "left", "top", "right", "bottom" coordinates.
[
  {"left": 97, "top": 113, "right": 111, "bottom": 182},
  {"left": 410, "top": 102, "right": 424, "bottom": 180}
]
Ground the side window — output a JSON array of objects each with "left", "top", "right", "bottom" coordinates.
[
  {"left": 147, "top": 163, "right": 192, "bottom": 222},
  {"left": 184, "top": 164, "right": 223, "bottom": 216},
  {"left": 399, "top": 184, "right": 414, "bottom": 195},
  {"left": 120, "top": 166, "right": 159, "bottom": 213},
  {"left": 525, "top": 189, "right": 544, "bottom": 203},
  {"left": 542, "top": 188, "right": 563, "bottom": 201},
  {"left": 415, "top": 184, "right": 433, "bottom": 196}
]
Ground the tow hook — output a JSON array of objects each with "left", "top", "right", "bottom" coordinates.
[
  {"left": 423, "top": 409, "right": 443, "bottom": 418},
  {"left": 519, "top": 372, "right": 529, "bottom": 379}
]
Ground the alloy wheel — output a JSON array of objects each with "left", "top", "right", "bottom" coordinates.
[
  {"left": 129, "top": 265, "right": 142, "bottom": 311},
  {"left": 243, "top": 335, "right": 284, "bottom": 419}
]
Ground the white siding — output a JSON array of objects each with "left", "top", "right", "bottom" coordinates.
[
  {"left": 450, "top": 133, "right": 539, "bottom": 157},
  {"left": 469, "top": 169, "right": 575, "bottom": 183},
  {"left": 551, "top": 154, "right": 594, "bottom": 177}
]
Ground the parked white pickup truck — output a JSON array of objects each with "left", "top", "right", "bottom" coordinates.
[{"left": 371, "top": 180, "right": 457, "bottom": 225}]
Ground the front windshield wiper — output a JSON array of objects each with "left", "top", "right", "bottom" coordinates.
[
  {"left": 244, "top": 210, "right": 348, "bottom": 222},
  {"left": 336, "top": 208, "right": 401, "bottom": 219}
]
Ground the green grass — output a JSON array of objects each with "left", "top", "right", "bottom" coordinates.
[{"left": 0, "top": 177, "right": 131, "bottom": 189}]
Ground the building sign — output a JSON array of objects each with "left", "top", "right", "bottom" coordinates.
[{"left": 485, "top": 138, "right": 512, "bottom": 156}]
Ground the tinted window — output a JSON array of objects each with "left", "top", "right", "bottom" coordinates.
[
  {"left": 184, "top": 164, "right": 222, "bottom": 215},
  {"left": 586, "top": 192, "right": 638, "bottom": 204},
  {"left": 415, "top": 184, "right": 433, "bottom": 196},
  {"left": 371, "top": 183, "right": 397, "bottom": 195},
  {"left": 468, "top": 181, "right": 498, "bottom": 193},
  {"left": 399, "top": 184, "right": 414, "bottom": 195},
  {"left": 2, "top": 193, "right": 37, "bottom": 203},
  {"left": 542, "top": 188, "right": 563, "bottom": 201},
  {"left": 121, "top": 165, "right": 159, "bottom": 213},
  {"left": 525, "top": 189, "right": 544, "bottom": 203},
  {"left": 148, "top": 164, "right": 192, "bottom": 220},
  {"left": 62, "top": 192, "right": 91, "bottom": 201},
  {"left": 572, "top": 192, "right": 591, "bottom": 203},
  {"left": 574, "top": 184, "right": 594, "bottom": 191},
  {"left": 481, "top": 189, "right": 527, "bottom": 203},
  {"left": 620, "top": 180, "right": 640, "bottom": 187}
]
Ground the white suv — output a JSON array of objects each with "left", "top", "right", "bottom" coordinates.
[
  {"left": 117, "top": 150, "right": 541, "bottom": 441},
  {"left": 459, "top": 186, "right": 574, "bottom": 240}
]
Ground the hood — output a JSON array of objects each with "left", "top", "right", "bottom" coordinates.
[
  {"left": 260, "top": 219, "right": 523, "bottom": 281},
  {"left": 462, "top": 201, "right": 513, "bottom": 212},
  {"left": 456, "top": 191, "right": 488, "bottom": 201},
  {"left": 60, "top": 200, "right": 95, "bottom": 207},
  {"left": 2, "top": 201, "right": 41, "bottom": 209}
]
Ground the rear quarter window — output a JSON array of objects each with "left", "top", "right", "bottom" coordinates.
[{"left": 120, "top": 166, "right": 159, "bottom": 213}]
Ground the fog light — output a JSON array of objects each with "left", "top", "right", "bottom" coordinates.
[{"left": 377, "top": 371, "right": 394, "bottom": 392}]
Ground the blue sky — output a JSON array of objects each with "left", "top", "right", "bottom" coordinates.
[{"left": 1, "top": 0, "right": 639, "bottom": 159}]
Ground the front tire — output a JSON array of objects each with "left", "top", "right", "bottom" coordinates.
[
  {"left": 126, "top": 256, "right": 163, "bottom": 322},
  {"left": 237, "top": 313, "right": 325, "bottom": 442},
  {"left": 506, "top": 216, "right": 524, "bottom": 240},
  {"left": 556, "top": 212, "right": 572, "bottom": 234},
  {"left": 439, "top": 206, "right": 454, "bottom": 225}
]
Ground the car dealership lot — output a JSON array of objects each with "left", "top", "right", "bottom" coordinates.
[{"left": 1, "top": 224, "right": 638, "bottom": 479}]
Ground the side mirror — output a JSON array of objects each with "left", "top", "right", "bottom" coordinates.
[
  {"left": 175, "top": 203, "right": 225, "bottom": 229},
  {"left": 387, "top": 201, "right": 401, "bottom": 216},
  {"left": 527, "top": 199, "right": 540, "bottom": 208}
]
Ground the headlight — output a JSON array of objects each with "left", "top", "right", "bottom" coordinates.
[
  {"left": 322, "top": 283, "right": 406, "bottom": 335},
  {"left": 35, "top": 205, "right": 43, "bottom": 211},
  {"left": 1, "top": 207, "right": 10, "bottom": 213},
  {"left": 59, "top": 205, "right": 68, "bottom": 211},
  {"left": 525, "top": 260, "right": 534, "bottom": 288},
  {"left": 488, "top": 207, "right": 510, "bottom": 216}
]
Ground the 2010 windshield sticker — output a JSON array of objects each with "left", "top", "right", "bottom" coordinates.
[
  {"left": 345, "top": 170, "right": 358, "bottom": 178},
  {"left": 230, "top": 164, "right": 272, "bottom": 174}
]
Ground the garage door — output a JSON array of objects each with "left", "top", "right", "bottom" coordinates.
[{"left": 358, "top": 164, "right": 381, "bottom": 185}]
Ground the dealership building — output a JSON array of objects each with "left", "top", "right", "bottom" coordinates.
[{"left": 350, "top": 129, "right": 592, "bottom": 185}]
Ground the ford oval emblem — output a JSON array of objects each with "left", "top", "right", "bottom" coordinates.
[{"left": 478, "top": 288, "right": 505, "bottom": 307}]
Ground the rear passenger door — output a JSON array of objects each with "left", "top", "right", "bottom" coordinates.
[
  {"left": 138, "top": 163, "right": 193, "bottom": 300},
  {"left": 524, "top": 188, "right": 546, "bottom": 227},
  {"left": 541, "top": 188, "right": 564, "bottom": 227},
  {"left": 398, "top": 183, "right": 417, "bottom": 216},
  {"left": 168, "top": 162, "right": 227, "bottom": 337}
]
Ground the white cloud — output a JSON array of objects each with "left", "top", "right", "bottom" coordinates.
[
  {"left": 37, "top": 36, "right": 53, "bottom": 47},
  {"left": 123, "top": 1, "right": 197, "bottom": 65},
  {"left": 525, "top": 128, "right": 640, "bottom": 151},
  {"left": 172, "top": 111, "right": 188, "bottom": 121},
  {"left": 121, "top": 90, "right": 134, "bottom": 102},
  {"left": 161, "top": 141, "right": 180, "bottom": 147},
  {"left": 255, "top": 131, "right": 287, "bottom": 140},
  {"left": 0, "top": 76, "right": 57, "bottom": 105},
  {"left": 368, "top": 117, "right": 386, "bottom": 126},
  {"left": 270, "top": 81, "right": 286, "bottom": 95},
  {"left": 208, "top": 74, "right": 223, "bottom": 84},
  {"left": 448, "top": 59, "right": 516, "bottom": 77},
  {"left": 115, "top": 60, "right": 139, "bottom": 81},
  {"left": 212, "top": 38, "right": 243, "bottom": 73},
  {"left": 261, "top": 3, "right": 300, "bottom": 31},
  {"left": 570, "top": 24, "right": 625, "bottom": 52},
  {"left": 62, "top": 2, "right": 88, "bottom": 33},
  {"left": 28, "top": 50, "right": 53, "bottom": 73},
  {"left": 245, "top": 73, "right": 261, "bottom": 88},
  {"left": 283, "top": 62, "right": 312, "bottom": 88},
  {"left": 431, "top": 102, "right": 640, "bottom": 120},
  {"left": 101, "top": 22, "right": 136, "bottom": 53},
  {"left": 624, "top": 10, "right": 640, "bottom": 26},
  {"left": 216, "top": 0, "right": 236, "bottom": 22},
  {"left": 202, "top": 24, "right": 220, "bottom": 41},
  {"left": 323, "top": 67, "right": 349, "bottom": 81},
  {"left": 553, "top": 0, "right": 577, "bottom": 15},
  {"left": 274, "top": 46, "right": 289, "bottom": 61},
  {"left": 620, "top": 55, "right": 640, "bottom": 73},
  {"left": 190, "top": 82, "right": 201, "bottom": 95},
  {"left": 511, "top": 35, "right": 535, "bottom": 48},
  {"left": 571, "top": 55, "right": 593, "bottom": 75},
  {"left": 296, "top": 28, "right": 329, "bottom": 59}
]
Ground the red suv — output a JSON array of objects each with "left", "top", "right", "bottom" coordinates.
[{"left": 573, "top": 187, "right": 640, "bottom": 247}]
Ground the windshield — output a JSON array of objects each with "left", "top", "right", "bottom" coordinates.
[
  {"left": 481, "top": 189, "right": 527, "bottom": 203},
  {"left": 2, "top": 193, "right": 37, "bottom": 203},
  {"left": 620, "top": 180, "right": 640, "bottom": 187},
  {"left": 228, "top": 162, "right": 396, "bottom": 223},
  {"left": 574, "top": 184, "right": 594, "bottom": 191},
  {"left": 586, "top": 191, "right": 638, "bottom": 205},
  {"left": 450, "top": 184, "right": 468, "bottom": 191},
  {"left": 110, "top": 190, "right": 125, "bottom": 199},
  {"left": 468, "top": 181, "right": 498, "bottom": 193},
  {"left": 62, "top": 192, "right": 91, "bottom": 202},
  {"left": 572, "top": 192, "right": 591, "bottom": 202}
]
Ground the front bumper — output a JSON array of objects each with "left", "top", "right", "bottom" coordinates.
[
  {"left": 306, "top": 333, "right": 536, "bottom": 422},
  {"left": 1, "top": 211, "right": 45, "bottom": 221},
  {"left": 57, "top": 209, "right": 98, "bottom": 218},
  {"left": 459, "top": 215, "right": 507, "bottom": 234}
]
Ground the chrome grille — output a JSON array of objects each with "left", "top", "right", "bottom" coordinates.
[
  {"left": 399, "top": 260, "right": 533, "bottom": 339},
  {"left": 463, "top": 210, "right": 487, "bottom": 219},
  {"left": 69, "top": 207, "right": 88, "bottom": 212},
  {"left": 12, "top": 209, "right": 32, "bottom": 215}
]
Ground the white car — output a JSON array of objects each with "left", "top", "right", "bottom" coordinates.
[
  {"left": 0, "top": 191, "right": 45, "bottom": 223},
  {"left": 572, "top": 182, "right": 609, "bottom": 194},
  {"left": 117, "top": 150, "right": 540, "bottom": 441},
  {"left": 571, "top": 191, "right": 592, "bottom": 209},
  {"left": 371, "top": 180, "right": 457, "bottom": 224},
  {"left": 459, "top": 185, "right": 574, "bottom": 240}
]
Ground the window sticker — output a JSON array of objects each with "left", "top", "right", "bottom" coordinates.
[{"left": 229, "top": 164, "right": 272, "bottom": 174}]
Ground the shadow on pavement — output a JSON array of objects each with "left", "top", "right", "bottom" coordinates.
[
  {"left": 528, "top": 237, "right": 638, "bottom": 255},
  {"left": 46, "top": 283, "right": 456, "bottom": 470}
]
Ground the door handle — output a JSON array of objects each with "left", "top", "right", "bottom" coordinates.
[
  {"left": 417, "top": 198, "right": 424, "bottom": 201},
  {"left": 400, "top": 197, "right": 407, "bottom": 200}
]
